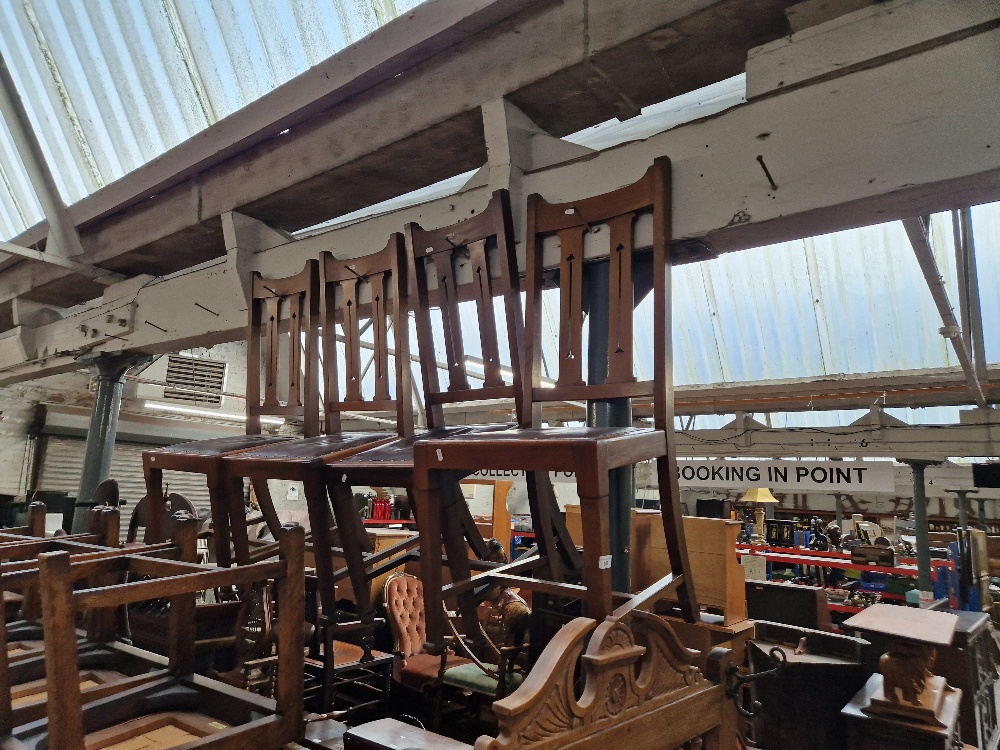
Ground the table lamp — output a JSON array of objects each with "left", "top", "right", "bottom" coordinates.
[{"left": 740, "top": 487, "right": 779, "bottom": 544}]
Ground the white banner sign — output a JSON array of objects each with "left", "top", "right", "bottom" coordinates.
[{"left": 677, "top": 459, "right": 895, "bottom": 493}]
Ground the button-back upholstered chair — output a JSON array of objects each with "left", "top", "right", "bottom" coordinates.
[{"left": 412, "top": 158, "right": 699, "bottom": 648}]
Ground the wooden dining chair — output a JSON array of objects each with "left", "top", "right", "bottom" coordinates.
[
  {"left": 412, "top": 158, "right": 699, "bottom": 648},
  {"left": 0, "top": 511, "right": 194, "bottom": 738},
  {"left": 5, "top": 523, "right": 305, "bottom": 750},
  {"left": 324, "top": 189, "right": 582, "bottom": 635},
  {"left": 218, "top": 236, "right": 411, "bottom": 663},
  {"left": 142, "top": 259, "right": 321, "bottom": 568}
]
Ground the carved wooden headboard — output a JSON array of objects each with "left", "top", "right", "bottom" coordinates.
[{"left": 476, "top": 611, "right": 735, "bottom": 750}]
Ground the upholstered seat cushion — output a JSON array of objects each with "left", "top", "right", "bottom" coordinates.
[
  {"left": 441, "top": 662, "right": 524, "bottom": 695},
  {"left": 399, "top": 652, "right": 470, "bottom": 691}
]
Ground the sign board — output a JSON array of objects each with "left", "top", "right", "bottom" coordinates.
[
  {"left": 677, "top": 459, "right": 895, "bottom": 493},
  {"left": 741, "top": 554, "right": 767, "bottom": 582}
]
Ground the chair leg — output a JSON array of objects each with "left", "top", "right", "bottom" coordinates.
[
  {"left": 302, "top": 474, "right": 337, "bottom": 618},
  {"left": 226, "top": 476, "right": 253, "bottom": 566},
  {"left": 655, "top": 454, "right": 699, "bottom": 622},
  {"left": 143, "top": 463, "right": 166, "bottom": 544},
  {"left": 413, "top": 471, "right": 445, "bottom": 650},
  {"left": 251, "top": 477, "right": 284, "bottom": 540},
  {"left": 577, "top": 465, "right": 613, "bottom": 622},
  {"left": 206, "top": 472, "right": 233, "bottom": 568},
  {"left": 439, "top": 473, "right": 481, "bottom": 639},
  {"left": 327, "top": 480, "right": 377, "bottom": 657},
  {"left": 452, "top": 479, "right": 489, "bottom": 560},
  {"left": 526, "top": 472, "right": 583, "bottom": 582}
]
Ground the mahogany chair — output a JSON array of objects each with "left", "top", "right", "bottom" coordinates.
[
  {"left": 4, "top": 523, "right": 305, "bottom": 750},
  {"left": 219, "top": 236, "right": 411, "bottom": 678},
  {"left": 324, "top": 189, "right": 582, "bottom": 634},
  {"left": 412, "top": 158, "right": 699, "bottom": 648},
  {"left": 142, "top": 259, "right": 321, "bottom": 567},
  {"left": 0, "top": 510, "right": 189, "bottom": 734},
  {"left": 125, "top": 492, "right": 198, "bottom": 545}
]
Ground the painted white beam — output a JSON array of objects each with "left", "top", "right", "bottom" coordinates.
[
  {"left": 0, "top": 241, "right": 125, "bottom": 283},
  {"left": 0, "top": 53, "right": 86, "bottom": 260},
  {"left": 0, "top": 6, "right": 997, "bottom": 383},
  {"left": 3, "top": 0, "right": 789, "bottom": 305},
  {"left": 902, "top": 216, "right": 988, "bottom": 408},
  {"left": 672, "top": 419, "right": 1000, "bottom": 461}
]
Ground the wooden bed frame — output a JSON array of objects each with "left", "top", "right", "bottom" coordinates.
[
  {"left": 342, "top": 609, "right": 736, "bottom": 750},
  {"left": 475, "top": 609, "right": 736, "bottom": 750}
]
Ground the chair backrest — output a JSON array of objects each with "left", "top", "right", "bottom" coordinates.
[
  {"left": 319, "top": 235, "right": 412, "bottom": 436},
  {"left": 523, "top": 158, "right": 672, "bottom": 428},
  {"left": 384, "top": 573, "right": 425, "bottom": 659},
  {"left": 126, "top": 492, "right": 197, "bottom": 544},
  {"left": 89, "top": 478, "right": 119, "bottom": 507},
  {"left": 246, "top": 259, "right": 321, "bottom": 437},
  {"left": 406, "top": 190, "right": 525, "bottom": 428}
]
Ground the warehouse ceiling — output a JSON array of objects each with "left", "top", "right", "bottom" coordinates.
[
  {"left": 0, "top": 0, "right": 996, "bottom": 434},
  {"left": 0, "top": 0, "right": 798, "bottom": 305}
]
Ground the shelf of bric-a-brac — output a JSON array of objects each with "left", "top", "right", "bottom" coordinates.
[{"left": 735, "top": 544, "right": 956, "bottom": 612}]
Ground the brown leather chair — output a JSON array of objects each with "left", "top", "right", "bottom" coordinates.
[{"left": 383, "top": 573, "right": 523, "bottom": 714}]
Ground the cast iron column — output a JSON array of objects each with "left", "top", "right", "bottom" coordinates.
[
  {"left": 975, "top": 497, "right": 989, "bottom": 528},
  {"left": 71, "top": 352, "right": 151, "bottom": 532},
  {"left": 584, "top": 260, "right": 632, "bottom": 593},
  {"left": 946, "top": 488, "right": 977, "bottom": 528},
  {"left": 582, "top": 257, "right": 654, "bottom": 594},
  {"left": 899, "top": 458, "right": 940, "bottom": 603}
]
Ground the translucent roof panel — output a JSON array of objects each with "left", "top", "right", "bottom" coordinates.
[
  {"left": 971, "top": 202, "right": 1000, "bottom": 364},
  {"left": 0, "top": 0, "right": 427, "bottom": 239},
  {"left": 663, "top": 207, "right": 996, "bottom": 386}
]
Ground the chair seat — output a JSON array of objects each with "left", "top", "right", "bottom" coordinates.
[
  {"left": 399, "top": 652, "right": 470, "bottom": 691},
  {"left": 145, "top": 434, "right": 292, "bottom": 459},
  {"left": 222, "top": 433, "right": 391, "bottom": 466},
  {"left": 331, "top": 424, "right": 515, "bottom": 468},
  {"left": 327, "top": 640, "right": 391, "bottom": 667},
  {"left": 416, "top": 426, "right": 665, "bottom": 473},
  {"left": 441, "top": 662, "right": 524, "bottom": 695}
]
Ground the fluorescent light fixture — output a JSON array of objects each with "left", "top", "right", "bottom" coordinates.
[{"left": 144, "top": 401, "right": 284, "bottom": 426}]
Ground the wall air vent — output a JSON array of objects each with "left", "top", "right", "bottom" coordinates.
[{"left": 163, "top": 355, "right": 227, "bottom": 406}]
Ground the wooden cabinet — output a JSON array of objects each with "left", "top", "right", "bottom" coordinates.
[
  {"left": 322, "top": 528, "right": 416, "bottom": 606},
  {"left": 563, "top": 507, "right": 746, "bottom": 625}
]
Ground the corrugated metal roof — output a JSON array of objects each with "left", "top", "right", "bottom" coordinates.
[
  {"left": 0, "top": 6, "right": 996, "bottom": 423},
  {"left": 0, "top": 0, "right": 425, "bottom": 239}
]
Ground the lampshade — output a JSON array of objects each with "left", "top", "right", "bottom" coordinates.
[{"left": 740, "top": 487, "right": 779, "bottom": 504}]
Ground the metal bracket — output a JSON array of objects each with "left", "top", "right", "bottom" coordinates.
[{"left": 725, "top": 646, "right": 787, "bottom": 718}]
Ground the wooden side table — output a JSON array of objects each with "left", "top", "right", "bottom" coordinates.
[{"left": 842, "top": 674, "right": 963, "bottom": 750}]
